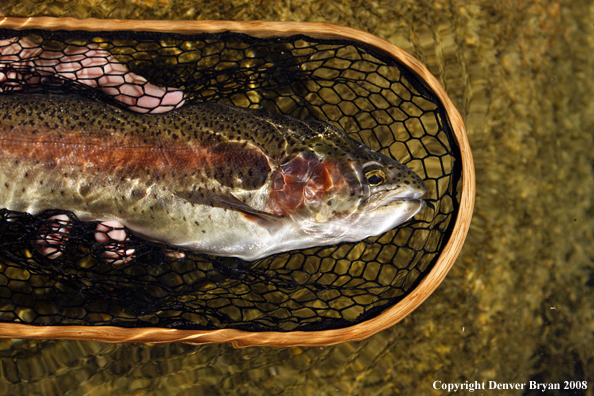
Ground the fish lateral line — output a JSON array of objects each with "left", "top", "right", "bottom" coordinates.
[{"left": 0, "top": 124, "right": 274, "bottom": 189}]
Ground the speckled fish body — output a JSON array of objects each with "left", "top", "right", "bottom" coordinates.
[{"left": 0, "top": 95, "right": 426, "bottom": 260}]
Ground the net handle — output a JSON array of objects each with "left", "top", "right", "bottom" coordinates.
[{"left": 0, "top": 17, "right": 475, "bottom": 347}]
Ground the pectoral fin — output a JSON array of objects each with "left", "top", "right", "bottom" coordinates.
[
  {"left": 212, "top": 193, "right": 285, "bottom": 233},
  {"left": 174, "top": 189, "right": 285, "bottom": 233}
]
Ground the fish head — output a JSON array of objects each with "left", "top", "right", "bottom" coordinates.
[{"left": 265, "top": 123, "right": 427, "bottom": 243}]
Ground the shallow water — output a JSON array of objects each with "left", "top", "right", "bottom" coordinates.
[{"left": 0, "top": 1, "right": 593, "bottom": 395}]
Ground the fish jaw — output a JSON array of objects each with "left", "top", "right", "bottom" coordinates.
[
  {"left": 277, "top": 197, "right": 426, "bottom": 245},
  {"left": 346, "top": 197, "right": 425, "bottom": 240}
]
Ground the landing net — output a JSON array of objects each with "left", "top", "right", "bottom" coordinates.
[{"left": 0, "top": 29, "right": 460, "bottom": 332}]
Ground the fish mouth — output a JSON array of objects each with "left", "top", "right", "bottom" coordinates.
[
  {"left": 390, "top": 189, "right": 425, "bottom": 200},
  {"left": 372, "top": 195, "right": 426, "bottom": 225},
  {"left": 376, "top": 197, "right": 425, "bottom": 218},
  {"left": 361, "top": 188, "right": 425, "bottom": 210},
  {"left": 379, "top": 191, "right": 425, "bottom": 207},
  {"left": 380, "top": 196, "right": 424, "bottom": 206}
]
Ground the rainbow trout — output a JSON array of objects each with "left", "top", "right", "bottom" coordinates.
[{"left": 0, "top": 95, "right": 426, "bottom": 260}]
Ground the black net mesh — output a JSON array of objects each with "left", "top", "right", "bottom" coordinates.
[{"left": 0, "top": 29, "right": 461, "bottom": 332}]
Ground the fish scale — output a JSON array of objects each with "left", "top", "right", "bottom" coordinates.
[{"left": 0, "top": 94, "right": 427, "bottom": 260}]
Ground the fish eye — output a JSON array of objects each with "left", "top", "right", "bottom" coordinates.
[{"left": 365, "top": 169, "right": 386, "bottom": 186}]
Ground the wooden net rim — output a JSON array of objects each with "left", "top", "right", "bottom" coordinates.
[{"left": 0, "top": 17, "right": 475, "bottom": 347}]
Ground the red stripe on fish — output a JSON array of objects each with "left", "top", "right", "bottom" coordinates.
[{"left": 0, "top": 125, "right": 271, "bottom": 190}]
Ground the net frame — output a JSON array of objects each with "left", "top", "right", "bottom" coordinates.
[{"left": 0, "top": 17, "right": 474, "bottom": 347}]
